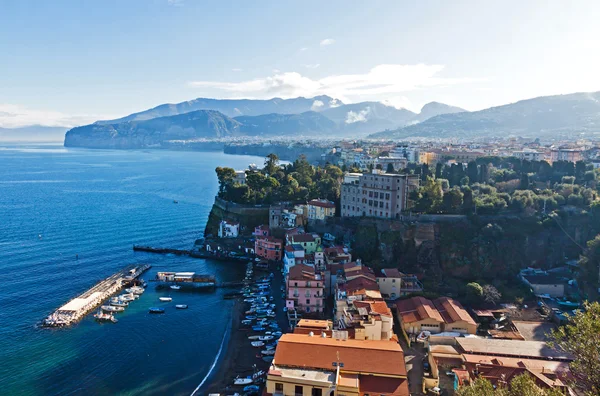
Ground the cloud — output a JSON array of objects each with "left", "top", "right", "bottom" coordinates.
[
  {"left": 320, "top": 38, "right": 335, "bottom": 47},
  {"left": 188, "top": 64, "right": 484, "bottom": 104},
  {"left": 304, "top": 64, "right": 320, "bottom": 69},
  {"left": 299, "top": 47, "right": 308, "bottom": 52},
  {"left": 0, "top": 104, "right": 106, "bottom": 128},
  {"left": 345, "top": 107, "right": 371, "bottom": 124},
  {"left": 311, "top": 100, "right": 324, "bottom": 110},
  {"left": 381, "top": 96, "right": 414, "bottom": 111},
  {"left": 231, "top": 68, "right": 243, "bottom": 72}
]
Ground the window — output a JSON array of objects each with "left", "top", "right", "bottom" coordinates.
[
  {"left": 295, "top": 385, "right": 303, "bottom": 396},
  {"left": 306, "top": 299, "right": 310, "bottom": 304},
  {"left": 386, "top": 193, "right": 390, "bottom": 200},
  {"left": 275, "top": 383, "right": 284, "bottom": 392},
  {"left": 374, "top": 192, "right": 379, "bottom": 198},
  {"left": 312, "top": 389, "right": 323, "bottom": 396},
  {"left": 294, "top": 282, "right": 298, "bottom": 287},
  {"left": 392, "top": 279, "right": 396, "bottom": 283}
]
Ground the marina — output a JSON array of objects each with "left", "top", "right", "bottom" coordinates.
[{"left": 42, "top": 264, "right": 151, "bottom": 327}]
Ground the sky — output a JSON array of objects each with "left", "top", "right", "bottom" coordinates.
[{"left": 1, "top": 0, "right": 600, "bottom": 128}]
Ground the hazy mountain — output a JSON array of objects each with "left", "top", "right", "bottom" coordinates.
[
  {"left": 412, "top": 101, "right": 467, "bottom": 123},
  {"left": 0, "top": 125, "right": 68, "bottom": 142},
  {"left": 65, "top": 110, "right": 338, "bottom": 148},
  {"left": 65, "top": 110, "right": 241, "bottom": 148},
  {"left": 369, "top": 91, "right": 600, "bottom": 139},
  {"left": 96, "top": 96, "right": 342, "bottom": 124},
  {"left": 236, "top": 111, "right": 336, "bottom": 136}
]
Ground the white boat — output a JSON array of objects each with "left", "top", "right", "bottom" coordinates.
[
  {"left": 159, "top": 297, "right": 173, "bottom": 302},
  {"left": 248, "top": 335, "right": 261, "bottom": 340},
  {"left": 251, "top": 341, "right": 264, "bottom": 347},
  {"left": 170, "top": 285, "right": 181, "bottom": 290},
  {"left": 101, "top": 305, "right": 124, "bottom": 312},
  {"left": 261, "top": 349, "right": 275, "bottom": 355},
  {"left": 233, "top": 376, "right": 253, "bottom": 385},
  {"left": 258, "top": 335, "right": 274, "bottom": 341},
  {"left": 175, "top": 304, "right": 188, "bottom": 309},
  {"left": 94, "top": 312, "right": 118, "bottom": 323}
]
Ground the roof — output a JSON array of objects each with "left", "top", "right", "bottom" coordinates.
[
  {"left": 523, "top": 274, "right": 565, "bottom": 285},
  {"left": 433, "top": 297, "right": 477, "bottom": 326},
  {"left": 256, "top": 235, "right": 283, "bottom": 244},
  {"left": 297, "top": 319, "right": 331, "bottom": 329},
  {"left": 289, "top": 233, "right": 316, "bottom": 243},
  {"left": 308, "top": 199, "right": 336, "bottom": 209},
  {"left": 345, "top": 266, "right": 376, "bottom": 281},
  {"left": 343, "top": 277, "right": 380, "bottom": 294},
  {"left": 354, "top": 300, "right": 393, "bottom": 317},
  {"left": 288, "top": 264, "right": 318, "bottom": 281},
  {"left": 462, "top": 354, "right": 571, "bottom": 373},
  {"left": 381, "top": 268, "right": 402, "bottom": 278},
  {"left": 395, "top": 296, "right": 444, "bottom": 324},
  {"left": 455, "top": 338, "right": 573, "bottom": 361},
  {"left": 273, "top": 333, "right": 407, "bottom": 377},
  {"left": 358, "top": 375, "right": 409, "bottom": 396}
]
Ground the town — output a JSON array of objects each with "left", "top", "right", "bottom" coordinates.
[{"left": 200, "top": 141, "right": 600, "bottom": 396}]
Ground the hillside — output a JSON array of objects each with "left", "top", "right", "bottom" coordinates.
[
  {"left": 96, "top": 95, "right": 342, "bottom": 124},
  {"left": 236, "top": 111, "right": 337, "bottom": 136},
  {"left": 369, "top": 91, "right": 600, "bottom": 139},
  {"left": 64, "top": 110, "right": 241, "bottom": 148},
  {"left": 412, "top": 101, "right": 466, "bottom": 123}
]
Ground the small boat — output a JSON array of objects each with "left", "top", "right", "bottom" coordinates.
[
  {"left": 159, "top": 297, "right": 172, "bottom": 302},
  {"left": 241, "top": 320, "right": 252, "bottom": 325},
  {"left": 175, "top": 304, "right": 188, "bottom": 309},
  {"left": 173, "top": 200, "right": 178, "bottom": 204},
  {"left": 170, "top": 285, "right": 181, "bottom": 290},
  {"left": 248, "top": 335, "right": 261, "bottom": 340},
  {"left": 126, "top": 286, "right": 145, "bottom": 294},
  {"left": 101, "top": 305, "right": 124, "bottom": 312},
  {"left": 243, "top": 385, "right": 260, "bottom": 393},
  {"left": 251, "top": 341, "right": 264, "bottom": 347},
  {"left": 246, "top": 315, "right": 256, "bottom": 320},
  {"left": 261, "top": 349, "right": 275, "bottom": 355},
  {"left": 252, "top": 326, "right": 265, "bottom": 332},
  {"left": 244, "top": 298, "right": 255, "bottom": 303},
  {"left": 272, "top": 331, "right": 282, "bottom": 337},
  {"left": 149, "top": 307, "right": 165, "bottom": 314},
  {"left": 258, "top": 335, "right": 274, "bottom": 341},
  {"left": 233, "top": 376, "right": 253, "bottom": 385},
  {"left": 119, "top": 294, "right": 135, "bottom": 302},
  {"left": 94, "top": 312, "right": 117, "bottom": 323},
  {"left": 558, "top": 300, "right": 580, "bottom": 308},
  {"left": 262, "top": 356, "right": 274, "bottom": 363},
  {"left": 110, "top": 301, "right": 128, "bottom": 307}
]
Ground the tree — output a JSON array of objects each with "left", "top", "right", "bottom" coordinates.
[
  {"left": 456, "top": 373, "right": 564, "bottom": 396},
  {"left": 466, "top": 282, "right": 483, "bottom": 303},
  {"left": 467, "top": 161, "right": 479, "bottom": 184},
  {"left": 520, "top": 173, "right": 530, "bottom": 190},
  {"left": 579, "top": 235, "right": 600, "bottom": 292},
  {"left": 386, "top": 163, "right": 395, "bottom": 173},
  {"left": 264, "top": 153, "right": 280, "bottom": 176},
  {"left": 435, "top": 162, "right": 443, "bottom": 179},
  {"left": 482, "top": 284, "right": 502, "bottom": 304},
  {"left": 443, "top": 187, "right": 464, "bottom": 213},
  {"left": 215, "top": 166, "right": 236, "bottom": 194},
  {"left": 550, "top": 301, "right": 600, "bottom": 395},
  {"left": 455, "top": 377, "right": 495, "bottom": 396}
]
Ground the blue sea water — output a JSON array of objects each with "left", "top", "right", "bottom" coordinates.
[{"left": 0, "top": 144, "right": 263, "bottom": 395}]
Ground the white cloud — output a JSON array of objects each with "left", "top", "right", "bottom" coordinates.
[
  {"left": 311, "top": 100, "right": 324, "bottom": 110},
  {"left": 381, "top": 96, "right": 415, "bottom": 111},
  {"left": 231, "top": 68, "right": 243, "bottom": 72},
  {"left": 345, "top": 107, "right": 371, "bottom": 124},
  {"left": 188, "top": 64, "right": 483, "bottom": 104},
  {"left": 299, "top": 47, "right": 308, "bottom": 52},
  {"left": 0, "top": 104, "right": 106, "bottom": 128},
  {"left": 320, "top": 38, "right": 335, "bottom": 47},
  {"left": 304, "top": 64, "right": 320, "bottom": 69}
]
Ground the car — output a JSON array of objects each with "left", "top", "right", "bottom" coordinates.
[{"left": 423, "top": 361, "right": 431, "bottom": 372}]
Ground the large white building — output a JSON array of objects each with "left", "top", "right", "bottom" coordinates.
[{"left": 340, "top": 171, "right": 420, "bottom": 219}]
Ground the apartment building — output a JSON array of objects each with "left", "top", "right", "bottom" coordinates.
[
  {"left": 286, "top": 264, "right": 325, "bottom": 313},
  {"left": 307, "top": 199, "right": 336, "bottom": 220},
  {"left": 341, "top": 171, "right": 419, "bottom": 219},
  {"left": 255, "top": 235, "right": 283, "bottom": 261},
  {"left": 550, "top": 147, "right": 583, "bottom": 163}
]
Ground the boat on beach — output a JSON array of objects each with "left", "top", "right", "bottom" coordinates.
[
  {"left": 251, "top": 341, "right": 264, "bottom": 347},
  {"left": 261, "top": 349, "right": 275, "bottom": 355}
]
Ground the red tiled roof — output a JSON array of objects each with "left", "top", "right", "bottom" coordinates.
[
  {"left": 433, "top": 297, "right": 477, "bottom": 326},
  {"left": 345, "top": 266, "right": 376, "bottom": 281},
  {"left": 358, "top": 375, "right": 409, "bottom": 396},
  {"left": 273, "top": 333, "right": 407, "bottom": 377},
  {"left": 288, "top": 264, "right": 317, "bottom": 281},
  {"left": 354, "top": 300, "right": 393, "bottom": 317},
  {"left": 395, "top": 296, "right": 444, "bottom": 324},
  {"left": 344, "top": 277, "right": 379, "bottom": 293},
  {"left": 308, "top": 199, "right": 336, "bottom": 209},
  {"left": 381, "top": 268, "right": 401, "bottom": 278},
  {"left": 289, "top": 233, "right": 316, "bottom": 243}
]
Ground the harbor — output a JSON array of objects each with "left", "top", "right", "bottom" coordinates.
[{"left": 42, "top": 264, "right": 151, "bottom": 327}]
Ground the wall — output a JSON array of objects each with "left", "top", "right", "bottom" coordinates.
[
  {"left": 204, "top": 197, "right": 270, "bottom": 237},
  {"left": 399, "top": 316, "right": 443, "bottom": 335}
]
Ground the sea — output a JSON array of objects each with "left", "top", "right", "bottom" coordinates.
[{"left": 0, "top": 143, "right": 264, "bottom": 396}]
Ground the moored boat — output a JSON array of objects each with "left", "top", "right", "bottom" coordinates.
[
  {"left": 175, "top": 304, "right": 188, "bottom": 309},
  {"left": 110, "top": 300, "right": 128, "bottom": 307},
  {"left": 149, "top": 307, "right": 165, "bottom": 314},
  {"left": 251, "top": 341, "right": 264, "bottom": 347},
  {"left": 261, "top": 349, "right": 275, "bottom": 355},
  {"left": 159, "top": 297, "right": 172, "bottom": 302},
  {"left": 233, "top": 376, "right": 253, "bottom": 385},
  {"left": 170, "top": 285, "right": 181, "bottom": 290},
  {"left": 101, "top": 305, "right": 124, "bottom": 312},
  {"left": 94, "top": 312, "right": 117, "bottom": 323}
]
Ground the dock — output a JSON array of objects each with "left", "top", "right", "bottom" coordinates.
[
  {"left": 133, "top": 245, "right": 252, "bottom": 263},
  {"left": 42, "top": 264, "right": 151, "bottom": 327}
]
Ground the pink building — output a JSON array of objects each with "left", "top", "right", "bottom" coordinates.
[
  {"left": 253, "top": 225, "right": 270, "bottom": 237},
  {"left": 286, "top": 264, "right": 324, "bottom": 313},
  {"left": 255, "top": 236, "right": 283, "bottom": 261}
]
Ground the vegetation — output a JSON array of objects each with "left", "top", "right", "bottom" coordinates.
[
  {"left": 407, "top": 157, "right": 599, "bottom": 215},
  {"left": 455, "top": 373, "right": 563, "bottom": 396},
  {"left": 549, "top": 301, "right": 600, "bottom": 395},
  {"left": 215, "top": 154, "right": 343, "bottom": 205}
]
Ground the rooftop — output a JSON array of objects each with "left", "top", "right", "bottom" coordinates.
[
  {"left": 353, "top": 300, "right": 393, "bottom": 317},
  {"left": 308, "top": 199, "right": 336, "bottom": 209},
  {"left": 455, "top": 338, "right": 573, "bottom": 361},
  {"left": 395, "top": 296, "right": 444, "bottom": 324},
  {"left": 433, "top": 297, "right": 477, "bottom": 326}
]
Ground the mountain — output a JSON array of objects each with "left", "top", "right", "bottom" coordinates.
[
  {"left": 96, "top": 96, "right": 342, "bottom": 124},
  {"left": 320, "top": 102, "right": 417, "bottom": 136},
  {"left": 368, "top": 91, "right": 600, "bottom": 139},
  {"left": 65, "top": 110, "right": 241, "bottom": 148},
  {"left": 65, "top": 110, "right": 338, "bottom": 148},
  {"left": 236, "top": 111, "right": 337, "bottom": 136},
  {"left": 412, "top": 101, "right": 466, "bottom": 123},
  {"left": 0, "top": 125, "right": 68, "bottom": 142}
]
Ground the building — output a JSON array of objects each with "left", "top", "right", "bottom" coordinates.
[
  {"left": 391, "top": 145, "right": 420, "bottom": 163},
  {"left": 234, "top": 170, "right": 246, "bottom": 185},
  {"left": 340, "top": 171, "right": 420, "bottom": 219},
  {"left": 376, "top": 268, "right": 423, "bottom": 300},
  {"left": 324, "top": 246, "right": 352, "bottom": 265},
  {"left": 550, "top": 147, "right": 583, "bottom": 163},
  {"left": 283, "top": 244, "right": 305, "bottom": 275},
  {"left": 217, "top": 220, "right": 239, "bottom": 238},
  {"left": 286, "top": 233, "right": 322, "bottom": 254},
  {"left": 520, "top": 268, "right": 566, "bottom": 298},
  {"left": 455, "top": 338, "right": 573, "bottom": 362},
  {"left": 254, "top": 224, "right": 270, "bottom": 237},
  {"left": 336, "top": 299, "right": 395, "bottom": 341},
  {"left": 307, "top": 199, "right": 336, "bottom": 220},
  {"left": 376, "top": 156, "right": 408, "bottom": 172},
  {"left": 265, "top": 333, "right": 409, "bottom": 396},
  {"left": 270, "top": 205, "right": 307, "bottom": 229},
  {"left": 255, "top": 235, "right": 283, "bottom": 261},
  {"left": 286, "top": 264, "right": 325, "bottom": 313},
  {"left": 395, "top": 296, "right": 477, "bottom": 335},
  {"left": 513, "top": 149, "right": 544, "bottom": 161}
]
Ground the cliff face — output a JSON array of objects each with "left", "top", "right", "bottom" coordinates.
[{"left": 204, "top": 198, "right": 270, "bottom": 237}]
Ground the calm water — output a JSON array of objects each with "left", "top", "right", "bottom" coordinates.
[{"left": 0, "top": 144, "right": 262, "bottom": 395}]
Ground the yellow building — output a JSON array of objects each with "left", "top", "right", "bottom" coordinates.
[
  {"left": 307, "top": 199, "right": 336, "bottom": 220},
  {"left": 265, "top": 333, "right": 409, "bottom": 396},
  {"left": 395, "top": 296, "right": 478, "bottom": 335}
]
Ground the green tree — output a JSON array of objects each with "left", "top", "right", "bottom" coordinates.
[
  {"left": 264, "top": 153, "right": 280, "bottom": 176},
  {"left": 467, "top": 161, "right": 479, "bottom": 185},
  {"left": 443, "top": 187, "right": 464, "bottom": 213},
  {"left": 215, "top": 166, "right": 236, "bottom": 195},
  {"left": 482, "top": 284, "right": 502, "bottom": 304},
  {"left": 386, "top": 163, "right": 395, "bottom": 173},
  {"left": 466, "top": 282, "right": 483, "bottom": 303},
  {"left": 520, "top": 173, "right": 530, "bottom": 190},
  {"left": 550, "top": 301, "right": 600, "bottom": 395},
  {"left": 579, "top": 235, "right": 600, "bottom": 293},
  {"left": 455, "top": 377, "right": 495, "bottom": 396},
  {"left": 435, "top": 162, "right": 443, "bottom": 179},
  {"left": 456, "top": 373, "right": 563, "bottom": 396}
]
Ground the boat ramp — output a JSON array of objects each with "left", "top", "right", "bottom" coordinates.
[{"left": 42, "top": 264, "right": 151, "bottom": 327}]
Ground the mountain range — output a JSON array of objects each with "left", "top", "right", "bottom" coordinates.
[{"left": 369, "top": 91, "right": 600, "bottom": 139}]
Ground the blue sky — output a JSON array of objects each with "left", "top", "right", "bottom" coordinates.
[{"left": 1, "top": 0, "right": 600, "bottom": 127}]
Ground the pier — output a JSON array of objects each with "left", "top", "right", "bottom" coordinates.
[
  {"left": 133, "top": 245, "right": 252, "bottom": 263},
  {"left": 43, "top": 264, "right": 151, "bottom": 327}
]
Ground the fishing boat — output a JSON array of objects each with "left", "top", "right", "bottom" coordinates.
[
  {"left": 175, "top": 304, "right": 188, "bottom": 309},
  {"left": 159, "top": 297, "right": 172, "bottom": 302},
  {"left": 251, "top": 341, "right": 264, "bottom": 347},
  {"left": 244, "top": 298, "right": 255, "bottom": 303},
  {"left": 170, "top": 285, "right": 181, "bottom": 290},
  {"left": 262, "top": 356, "right": 274, "bottom": 363},
  {"left": 94, "top": 312, "right": 117, "bottom": 323},
  {"left": 258, "top": 335, "right": 274, "bottom": 341},
  {"left": 243, "top": 385, "right": 259, "bottom": 393},
  {"left": 245, "top": 315, "right": 256, "bottom": 320},
  {"left": 149, "top": 307, "right": 165, "bottom": 314},
  {"left": 233, "top": 376, "right": 253, "bottom": 385},
  {"left": 252, "top": 326, "right": 265, "bottom": 332},
  {"left": 248, "top": 335, "right": 261, "bottom": 340},
  {"left": 101, "top": 305, "right": 124, "bottom": 313},
  {"left": 126, "top": 286, "right": 145, "bottom": 294},
  {"left": 110, "top": 300, "right": 128, "bottom": 307},
  {"left": 261, "top": 349, "right": 275, "bottom": 355},
  {"left": 119, "top": 294, "right": 135, "bottom": 302},
  {"left": 272, "top": 331, "right": 282, "bottom": 337},
  {"left": 241, "top": 320, "right": 252, "bottom": 325}
]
